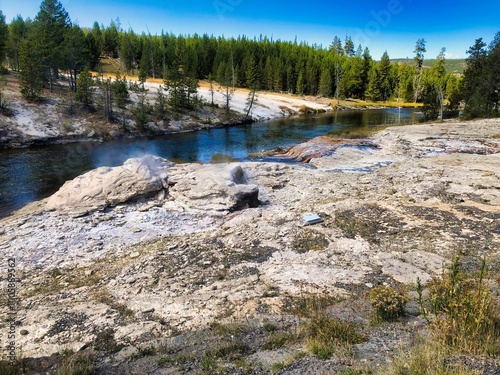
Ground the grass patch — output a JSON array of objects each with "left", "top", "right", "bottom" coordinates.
[
  {"left": 379, "top": 340, "right": 480, "bottom": 375},
  {"left": 417, "top": 257, "right": 500, "bottom": 356},
  {"left": 270, "top": 352, "right": 306, "bottom": 373},
  {"left": 93, "top": 329, "right": 124, "bottom": 354},
  {"left": 292, "top": 229, "right": 329, "bottom": 253},
  {"left": 262, "top": 321, "right": 278, "bottom": 333},
  {"left": 92, "top": 287, "right": 135, "bottom": 320},
  {"left": 284, "top": 292, "right": 366, "bottom": 359},
  {"left": 285, "top": 292, "right": 340, "bottom": 319},
  {"left": 54, "top": 354, "right": 95, "bottom": 375},
  {"left": 261, "top": 332, "right": 298, "bottom": 350},
  {"left": 303, "top": 315, "right": 366, "bottom": 359}
]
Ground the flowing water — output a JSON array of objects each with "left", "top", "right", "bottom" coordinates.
[{"left": 0, "top": 108, "right": 420, "bottom": 217}]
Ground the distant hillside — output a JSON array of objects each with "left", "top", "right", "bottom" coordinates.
[{"left": 391, "top": 58, "right": 466, "bottom": 74}]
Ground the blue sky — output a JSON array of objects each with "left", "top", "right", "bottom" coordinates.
[{"left": 2, "top": 0, "right": 499, "bottom": 59}]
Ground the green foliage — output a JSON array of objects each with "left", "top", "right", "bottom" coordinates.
[
  {"left": 368, "top": 285, "right": 407, "bottom": 322},
  {"left": 261, "top": 332, "right": 297, "bottom": 350},
  {"left": 380, "top": 340, "right": 479, "bottom": 375},
  {"left": 0, "top": 11, "right": 8, "bottom": 66},
  {"left": 284, "top": 292, "right": 366, "bottom": 359},
  {"left": 74, "top": 69, "right": 94, "bottom": 107},
  {"left": 154, "top": 85, "right": 168, "bottom": 120},
  {"left": 462, "top": 34, "right": 500, "bottom": 118},
  {"left": 132, "top": 93, "right": 151, "bottom": 131},
  {"left": 19, "top": 37, "right": 44, "bottom": 101},
  {"left": 112, "top": 72, "right": 129, "bottom": 108},
  {"left": 4, "top": 3, "right": 498, "bottom": 116},
  {"left": 7, "top": 15, "right": 27, "bottom": 71},
  {"left": 0, "top": 75, "right": 12, "bottom": 116},
  {"left": 62, "top": 25, "right": 90, "bottom": 91},
  {"left": 54, "top": 354, "right": 95, "bottom": 375},
  {"left": 97, "top": 77, "right": 113, "bottom": 120},
  {"left": 33, "top": 0, "right": 72, "bottom": 88},
  {"left": 417, "top": 257, "right": 500, "bottom": 356},
  {"left": 164, "top": 63, "right": 198, "bottom": 111},
  {"left": 303, "top": 315, "right": 366, "bottom": 359}
]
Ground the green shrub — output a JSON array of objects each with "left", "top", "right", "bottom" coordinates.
[
  {"left": 303, "top": 315, "right": 366, "bottom": 359},
  {"left": 368, "top": 285, "right": 407, "bottom": 322},
  {"left": 54, "top": 354, "right": 95, "bottom": 375},
  {"left": 379, "top": 340, "right": 479, "bottom": 375},
  {"left": 418, "top": 257, "right": 500, "bottom": 356}
]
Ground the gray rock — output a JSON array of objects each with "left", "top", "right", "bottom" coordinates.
[
  {"left": 46, "top": 155, "right": 173, "bottom": 216},
  {"left": 168, "top": 163, "right": 260, "bottom": 211}
]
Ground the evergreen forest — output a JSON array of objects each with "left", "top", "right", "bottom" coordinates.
[{"left": 0, "top": 0, "right": 498, "bottom": 120}]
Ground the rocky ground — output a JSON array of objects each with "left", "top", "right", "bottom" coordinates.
[{"left": 0, "top": 118, "right": 499, "bottom": 374}]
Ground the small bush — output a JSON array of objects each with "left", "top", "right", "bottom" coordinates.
[
  {"left": 303, "top": 315, "right": 366, "bottom": 359},
  {"left": 418, "top": 257, "right": 500, "bottom": 356},
  {"left": 368, "top": 285, "right": 407, "bottom": 322},
  {"left": 262, "top": 321, "right": 277, "bottom": 333},
  {"left": 54, "top": 354, "right": 95, "bottom": 375},
  {"left": 292, "top": 230, "right": 329, "bottom": 253}
]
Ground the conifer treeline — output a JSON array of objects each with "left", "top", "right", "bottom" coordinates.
[{"left": 0, "top": 1, "right": 498, "bottom": 119}]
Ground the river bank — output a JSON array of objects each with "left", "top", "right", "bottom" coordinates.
[
  {"left": 0, "top": 72, "right": 335, "bottom": 149},
  {"left": 0, "top": 72, "right": 420, "bottom": 150},
  {"left": 0, "top": 118, "right": 499, "bottom": 374}
]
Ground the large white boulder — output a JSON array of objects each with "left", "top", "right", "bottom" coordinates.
[{"left": 46, "top": 155, "right": 172, "bottom": 216}]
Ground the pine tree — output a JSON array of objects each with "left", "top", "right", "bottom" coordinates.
[
  {"left": 7, "top": 15, "right": 27, "bottom": 71},
  {"left": 218, "top": 59, "right": 235, "bottom": 115},
  {"left": 0, "top": 11, "right": 8, "bottom": 66},
  {"left": 378, "top": 51, "right": 392, "bottom": 101},
  {"left": 154, "top": 85, "right": 168, "bottom": 121},
  {"left": 33, "top": 0, "right": 72, "bottom": 91},
  {"left": 329, "top": 36, "right": 343, "bottom": 55},
  {"left": 413, "top": 38, "right": 426, "bottom": 102},
  {"left": 318, "top": 66, "right": 332, "bottom": 97},
  {"left": 112, "top": 72, "right": 129, "bottom": 108},
  {"left": 62, "top": 25, "right": 90, "bottom": 92},
  {"left": 85, "top": 31, "right": 101, "bottom": 70},
  {"left": 296, "top": 69, "right": 305, "bottom": 96},
  {"left": 132, "top": 93, "right": 150, "bottom": 131},
  {"left": 365, "top": 66, "right": 381, "bottom": 101},
  {"left": 462, "top": 38, "right": 488, "bottom": 118},
  {"left": 103, "top": 20, "right": 120, "bottom": 57},
  {"left": 486, "top": 32, "right": 500, "bottom": 116},
  {"left": 19, "top": 37, "right": 44, "bottom": 101},
  {"left": 344, "top": 36, "right": 355, "bottom": 57},
  {"left": 98, "top": 77, "right": 113, "bottom": 121},
  {"left": 75, "top": 69, "right": 94, "bottom": 108}
]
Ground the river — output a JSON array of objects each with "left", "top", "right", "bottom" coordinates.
[{"left": 0, "top": 108, "right": 420, "bottom": 217}]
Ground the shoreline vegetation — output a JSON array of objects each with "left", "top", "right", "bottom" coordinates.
[
  {"left": 6, "top": 1, "right": 499, "bottom": 152},
  {"left": 0, "top": 70, "right": 422, "bottom": 150}
]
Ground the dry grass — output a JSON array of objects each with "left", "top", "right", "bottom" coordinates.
[
  {"left": 418, "top": 257, "right": 500, "bottom": 356},
  {"left": 380, "top": 340, "right": 480, "bottom": 375}
]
